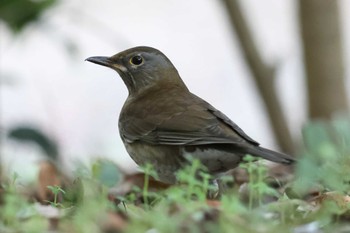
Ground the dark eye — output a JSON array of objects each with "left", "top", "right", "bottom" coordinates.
[{"left": 130, "top": 55, "right": 143, "bottom": 66}]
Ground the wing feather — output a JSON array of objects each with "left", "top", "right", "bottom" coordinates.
[{"left": 119, "top": 88, "right": 259, "bottom": 147}]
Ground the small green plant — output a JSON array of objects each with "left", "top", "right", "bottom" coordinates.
[
  {"left": 240, "top": 156, "right": 279, "bottom": 210},
  {"left": 294, "top": 118, "right": 350, "bottom": 194},
  {"left": 176, "top": 157, "right": 216, "bottom": 201},
  {"left": 47, "top": 185, "right": 65, "bottom": 208},
  {"left": 139, "top": 163, "right": 159, "bottom": 208},
  {"left": 142, "top": 163, "right": 154, "bottom": 207},
  {"left": 0, "top": 173, "right": 47, "bottom": 233}
]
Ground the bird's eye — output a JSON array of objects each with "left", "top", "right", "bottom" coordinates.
[{"left": 130, "top": 55, "right": 143, "bottom": 66}]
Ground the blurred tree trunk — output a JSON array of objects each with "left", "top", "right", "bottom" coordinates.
[
  {"left": 222, "top": 0, "right": 295, "bottom": 154},
  {"left": 299, "top": 0, "right": 348, "bottom": 119}
]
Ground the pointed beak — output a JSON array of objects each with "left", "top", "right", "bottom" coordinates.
[
  {"left": 85, "top": 56, "right": 112, "bottom": 67},
  {"left": 86, "top": 56, "right": 127, "bottom": 72}
]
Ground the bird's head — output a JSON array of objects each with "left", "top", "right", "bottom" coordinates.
[{"left": 86, "top": 46, "right": 187, "bottom": 95}]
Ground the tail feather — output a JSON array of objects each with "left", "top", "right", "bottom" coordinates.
[{"left": 246, "top": 146, "right": 295, "bottom": 164}]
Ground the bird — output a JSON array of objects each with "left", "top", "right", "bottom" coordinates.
[{"left": 86, "top": 46, "right": 294, "bottom": 184}]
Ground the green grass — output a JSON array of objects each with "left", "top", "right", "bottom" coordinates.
[{"left": 1, "top": 118, "right": 350, "bottom": 232}]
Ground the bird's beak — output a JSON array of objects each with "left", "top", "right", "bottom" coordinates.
[
  {"left": 85, "top": 56, "right": 112, "bottom": 67},
  {"left": 86, "top": 56, "right": 127, "bottom": 72}
]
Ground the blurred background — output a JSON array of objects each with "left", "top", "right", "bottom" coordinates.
[{"left": 1, "top": 0, "right": 349, "bottom": 182}]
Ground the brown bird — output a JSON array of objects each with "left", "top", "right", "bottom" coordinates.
[{"left": 86, "top": 46, "right": 294, "bottom": 184}]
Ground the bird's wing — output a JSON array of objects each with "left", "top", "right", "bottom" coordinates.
[{"left": 119, "top": 90, "right": 259, "bottom": 146}]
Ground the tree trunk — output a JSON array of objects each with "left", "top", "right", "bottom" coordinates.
[
  {"left": 299, "top": 0, "right": 348, "bottom": 119},
  {"left": 222, "top": 0, "right": 295, "bottom": 154}
]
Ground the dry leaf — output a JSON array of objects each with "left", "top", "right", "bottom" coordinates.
[
  {"left": 101, "top": 211, "right": 128, "bottom": 233},
  {"left": 37, "top": 160, "right": 62, "bottom": 203}
]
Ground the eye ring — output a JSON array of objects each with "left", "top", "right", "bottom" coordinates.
[{"left": 130, "top": 55, "right": 143, "bottom": 66}]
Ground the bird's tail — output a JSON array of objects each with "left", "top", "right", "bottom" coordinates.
[{"left": 245, "top": 146, "right": 295, "bottom": 164}]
